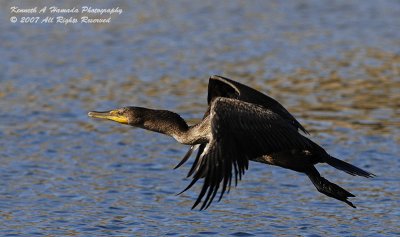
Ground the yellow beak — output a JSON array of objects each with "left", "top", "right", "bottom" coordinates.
[{"left": 88, "top": 110, "right": 128, "bottom": 124}]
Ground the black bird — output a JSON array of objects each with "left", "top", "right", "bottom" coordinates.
[{"left": 88, "top": 75, "right": 374, "bottom": 210}]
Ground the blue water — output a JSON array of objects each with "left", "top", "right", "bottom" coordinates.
[{"left": 1, "top": 0, "right": 399, "bottom": 236}]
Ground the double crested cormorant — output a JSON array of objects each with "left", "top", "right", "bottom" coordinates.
[{"left": 88, "top": 75, "right": 374, "bottom": 210}]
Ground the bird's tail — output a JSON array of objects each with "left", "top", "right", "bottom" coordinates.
[
  {"left": 306, "top": 166, "right": 356, "bottom": 208},
  {"left": 326, "top": 156, "right": 375, "bottom": 178}
]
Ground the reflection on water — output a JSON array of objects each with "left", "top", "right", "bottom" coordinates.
[
  {"left": 1, "top": 0, "right": 399, "bottom": 236},
  {"left": 267, "top": 49, "right": 400, "bottom": 137}
]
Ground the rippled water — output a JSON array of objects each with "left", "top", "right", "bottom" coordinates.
[{"left": 1, "top": 0, "right": 399, "bottom": 236}]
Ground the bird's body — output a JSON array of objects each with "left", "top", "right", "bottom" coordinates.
[{"left": 88, "top": 75, "right": 374, "bottom": 210}]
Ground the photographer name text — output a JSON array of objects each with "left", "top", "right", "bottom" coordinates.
[{"left": 10, "top": 6, "right": 123, "bottom": 24}]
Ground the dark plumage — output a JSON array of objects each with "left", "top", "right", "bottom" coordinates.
[{"left": 88, "top": 75, "right": 374, "bottom": 210}]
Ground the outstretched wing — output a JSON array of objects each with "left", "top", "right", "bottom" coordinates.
[
  {"left": 175, "top": 75, "right": 308, "bottom": 170},
  {"left": 208, "top": 75, "right": 308, "bottom": 134},
  {"left": 186, "top": 97, "right": 316, "bottom": 210}
]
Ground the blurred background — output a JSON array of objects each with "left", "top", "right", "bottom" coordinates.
[{"left": 0, "top": 0, "right": 399, "bottom": 236}]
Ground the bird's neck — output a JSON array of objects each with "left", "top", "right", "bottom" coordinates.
[{"left": 139, "top": 110, "right": 209, "bottom": 145}]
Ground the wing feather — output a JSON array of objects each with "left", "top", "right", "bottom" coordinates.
[
  {"left": 187, "top": 97, "right": 315, "bottom": 209},
  {"left": 175, "top": 75, "right": 307, "bottom": 174},
  {"left": 174, "top": 145, "right": 199, "bottom": 169},
  {"left": 208, "top": 75, "right": 309, "bottom": 134}
]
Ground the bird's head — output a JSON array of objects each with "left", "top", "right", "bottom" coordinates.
[{"left": 88, "top": 107, "right": 146, "bottom": 126}]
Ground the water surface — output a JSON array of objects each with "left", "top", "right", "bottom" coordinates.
[{"left": 0, "top": 1, "right": 399, "bottom": 236}]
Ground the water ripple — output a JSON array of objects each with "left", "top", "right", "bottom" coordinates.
[{"left": 1, "top": 0, "right": 399, "bottom": 236}]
